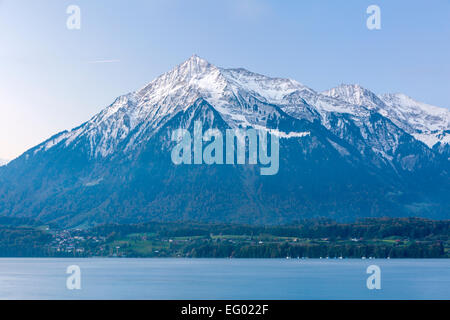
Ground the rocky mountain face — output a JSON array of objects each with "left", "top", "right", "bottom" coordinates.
[
  {"left": 323, "top": 84, "right": 450, "bottom": 152},
  {"left": 0, "top": 56, "right": 448, "bottom": 227}
]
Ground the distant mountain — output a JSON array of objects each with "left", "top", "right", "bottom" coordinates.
[
  {"left": 323, "top": 84, "right": 450, "bottom": 153},
  {"left": 0, "top": 55, "right": 448, "bottom": 227}
]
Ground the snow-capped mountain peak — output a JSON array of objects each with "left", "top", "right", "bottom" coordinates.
[
  {"left": 322, "top": 84, "right": 385, "bottom": 110},
  {"left": 381, "top": 93, "right": 450, "bottom": 125},
  {"left": 321, "top": 84, "right": 450, "bottom": 149},
  {"left": 4, "top": 56, "right": 450, "bottom": 227},
  {"left": 33, "top": 56, "right": 306, "bottom": 157},
  {"left": 30, "top": 56, "right": 450, "bottom": 159},
  {"left": 138, "top": 54, "right": 221, "bottom": 96},
  {"left": 379, "top": 93, "right": 450, "bottom": 148}
]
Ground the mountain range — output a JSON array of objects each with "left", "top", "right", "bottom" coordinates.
[{"left": 0, "top": 55, "right": 449, "bottom": 227}]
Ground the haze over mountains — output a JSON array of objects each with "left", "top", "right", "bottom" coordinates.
[{"left": 0, "top": 56, "right": 449, "bottom": 227}]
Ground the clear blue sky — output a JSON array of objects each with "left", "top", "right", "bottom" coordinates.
[{"left": 0, "top": 0, "right": 449, "bottom": 159}]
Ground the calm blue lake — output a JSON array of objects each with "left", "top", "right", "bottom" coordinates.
[{"left": 0, "top": 258, "right": 448, "bottom": 299}]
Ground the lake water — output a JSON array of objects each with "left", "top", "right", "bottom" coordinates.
[{"left": 0, "top": 258, "right": 448, "bottom": 299}]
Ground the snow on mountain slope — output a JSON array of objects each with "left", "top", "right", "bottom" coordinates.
[
  {"left": 3, "top": 56, "right": 450, "bottom": 226},
  {"left": 32, "top": 55, "right": 449, "bottom": 160},
  {"left": 33, "top": 55, "right": 309, "bottom": 158},
  {"left": 0, "top": 159, "right": 8, "bottom": 166},
  {"left": 380, "top": 93, "right": 450, "bottom": 148},
  {"left": 322, "top": 84, "right": 385, "bottom": 110},
  {"left": 322, "top": 84, "right": 450, "bottom": 148}
]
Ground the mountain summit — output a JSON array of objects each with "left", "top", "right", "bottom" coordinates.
[
  {"left": 323, "top": 84, "right": 450, "bottom": 150},
  {"left": 0, "top": 56, "right": 449, "bottom": 227},
  {"left": 322, "top": 84, "right": 386, "bottom": 109},
  {"left": 30, "top": 56, "right": 450, "bottom": 159}
]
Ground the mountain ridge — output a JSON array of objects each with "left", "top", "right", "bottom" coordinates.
[
  {"left": 27, "top": 56, "right": 450, "bottom": 161},
  {"left": 0, "top": 55, "right": 449, "bottom": 227}
]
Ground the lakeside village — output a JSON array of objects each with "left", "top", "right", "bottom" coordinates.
[
  {"left": 0, "top": 218, "right": 447, "bottom": 258},
  {"left": 43, "top": 223, "right": 447, "bottom": 259},
  {"left": 50, "top": 227, "right": 377, "bottom": 258}
]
